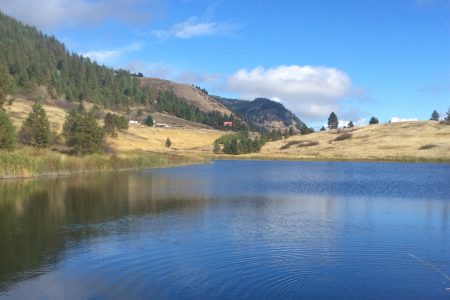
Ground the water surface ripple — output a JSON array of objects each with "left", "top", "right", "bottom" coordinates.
[{"left": 0, "top": 161, "right": 450, "bottom": 299}]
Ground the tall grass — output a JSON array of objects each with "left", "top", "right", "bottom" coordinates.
[{"left": 0, "top": 147, "right": 206, "bottom": 179}]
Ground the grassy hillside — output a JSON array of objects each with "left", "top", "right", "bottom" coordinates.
[
  {"left": 257, "top": 121, "right": 450, "bottom": 162},
  {"left": 141, "top": 78, "right": 232, "bottom": 115},
  {"left": 0, "top": 11, "right": 245, "bottom": 130},
  {"left": 5, "top": 98, "right": 227, "bottom": 155}
]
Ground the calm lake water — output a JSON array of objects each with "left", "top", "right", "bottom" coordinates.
[{"left": 1, "top": 160, "right": 450, "bottom": 299}]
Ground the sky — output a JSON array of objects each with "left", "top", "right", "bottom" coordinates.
[{"left": 0, "top": 0, "right": 449, "bottom": 128}]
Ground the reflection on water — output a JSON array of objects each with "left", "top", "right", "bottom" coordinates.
[{"left": 0, "top": 161, "right": 450, "bottom": 299}]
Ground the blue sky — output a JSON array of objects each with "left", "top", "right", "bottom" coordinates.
[{"left": 1, "top": 0, "right": 449, "bottom": 127}]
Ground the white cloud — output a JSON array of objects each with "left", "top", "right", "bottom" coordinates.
[
  {"left": 83, "top": 42, "right": 143, "bottom": 64},
  {"left": 0, "top": 0, "right": 150, "bottom": 29},
  {"left": 226, "top": 65, "right": 353, "bottom": 119},
  {"left": 322, "top": 118, "right": 366, "bottom": 130},
  {"left": 152, "top": 17, "right": 238, "bottom": 39},
  {"left": 390, "top": 117, "right": 418, "bottom": 123}
]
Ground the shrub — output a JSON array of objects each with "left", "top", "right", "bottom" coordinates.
[
  {"left": 419, "top": 144, "right": 436, "bottom": 150},
  {"left": 280, "top": 140, "right": 319, "bottom": 150},
  {"left": 334, "top": 133, "right": 352, "bottom": 141}
]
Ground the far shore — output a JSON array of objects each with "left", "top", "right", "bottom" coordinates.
[{"left": 2, "top": 148, "right": 450, "bottom": 180}]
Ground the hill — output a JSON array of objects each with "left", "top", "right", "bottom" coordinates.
[
  {"left": 216, "top": 97, "right": 311, "bottom": 133},
  {"left": 140, "top": 78, "right": 232, "bottom": 115},
  {"left": 256, "top": 121, "right": 450, "bottom": 162},
  {"left": 4, "top": 98, "right": 450, "bottom": 163},
  {"left": 0, "top": 11, "right": 245, "bottom": 130}
]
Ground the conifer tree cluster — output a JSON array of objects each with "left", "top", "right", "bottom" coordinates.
[
  {"left": 104, "top": 113, "right": 128, "bottom": 137},
  {"left": 0, "top": 64, "right": 15, "bottom": 150},
  {"left": 63, "top": 109, "right": 104, "bottom": 155},
  {"left": 0, "top": 12, "right": 156, "bottom": 109},
  {"left": 214, "top": 132, "right": 264, "bottom": 155}
]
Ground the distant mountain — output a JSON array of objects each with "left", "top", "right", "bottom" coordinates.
[{"left": 215, "top": 97, "right": 310, "bottom": 133}]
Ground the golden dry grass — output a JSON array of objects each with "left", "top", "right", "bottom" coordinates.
[
  {"left": 257, "top": 121, "right": 450, "bottom": 162},
  {"left": 5, "top": 98, "right": 450, "bottom": 163},
  {"left": 5, "top": 98, "right": 227, "bottom": 155},
  {"left": 5, "top": 97, "right": 68, "bottom": 131},
  {"left": 109, "top": 125, "right": 227, "bottom": 154}
]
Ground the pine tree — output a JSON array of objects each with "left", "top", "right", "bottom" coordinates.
[
  {"left": 103, "top": 112, "right": 117, "bottom": 137},
  {"left": 63, "top": 110, "right": 104, "bottom": 155},
  {"left": 144, "top": 114, "right": 154, "bottom": 127},
  {"left": 288, "top": 127, "right": 295, "bottom": 136},
  {"left": 430, "top": 110, "right": 440, "bottom": 121},
  {"left": 320, "top": 126, "right": 326, "bottom": 131},
  {"left": 19, "top": 101, "right": 52, "bottom": 147},
  {"left": 446, "top": 107, "right": 450, "bottom": 124},
  {"left": 0, "top": 109, "right": 16, "bottom": 150},
  {"left": 0, "top": 64, "right": 11, "bottom": 109},
  {"left": 165, "top": 137, "right": 171, "bottom": 148},
  {"left": 328, "top": 112, "right": 338, "bottom": 129},
  {"left": 347, "top": 121, "right": 354, "bottom": 128},
  {"left": 369, "top": 117, "right": 379, "bottom": 125}
]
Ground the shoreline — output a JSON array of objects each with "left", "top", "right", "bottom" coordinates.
[
  {"left": 0, "top": 148, "right": 208, "bottom": 180},
  {"left": 2, "top": 149, "right": 449, "bottom": 180}
]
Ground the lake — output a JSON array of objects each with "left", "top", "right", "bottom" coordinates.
[{"left": 1, "top": 160, "right": 450, "bottom": 299}]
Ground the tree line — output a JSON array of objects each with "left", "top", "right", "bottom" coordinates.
[
  {"left": 156, "top": 90, "right": 248, "bottom": 131},
  {"left": 0, "top": 11, "right": 158, "bottom": 110}
]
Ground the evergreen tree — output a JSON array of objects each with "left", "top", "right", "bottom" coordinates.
[
  {"left": 0, "top": 64, "right": 11, "bottom": 109},
  {"left": 0, "top": 109, "right": 16, "bottom": 150},
  {"left": 63, "top": 110, "right": 104, "bottom": 155},
  {"left": 446, "top": 107, "right": 450, "bottom": 124},
  {"left": 328, "top": 112, "right": 338, "bottom": 129},
  {"left": 369, "top": 117, "right": 379, "bottom": 125},
  {"left": 144, "top": 114, "right": 154, "bottom": 126},
  {"left": 19, "top": 101, "right": 52, "bottom": 147},
  {"left": 103, "top": 112, "right": 117, "bottom": 137},
  {"left": 288, "top": 127, "right": 295, "bottom": 136},
  {"left": 165, "top": 137, "right": 171, "bottom": 148},
  {"left": 320, "top": 126, "right": 326, "bottom": 131},
  {"left": 430, "top": 110, "right": 440, "bottom": 121},
  {"left": 347, "top": 121, "right": 354, "bottom": 128},
  {"left": 284, "top": 128, "right": 289, "bottom": 139}
]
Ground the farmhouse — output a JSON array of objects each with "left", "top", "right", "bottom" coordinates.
[{"left": 154, "top": 123, "right": 170, "bottom": 128}]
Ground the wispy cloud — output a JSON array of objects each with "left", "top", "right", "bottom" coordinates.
[
  {"left": 225, "top": 65, "right": 357, "bottom": 120},
  {"left": 0, "top": 0, "right": 152, "bottom": 29},
  {"left": 152, "top": 17, "right": 239, "bottom": 39},
  {"left": 83, "top": 42, "right": 144, "bottom": 64}
]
